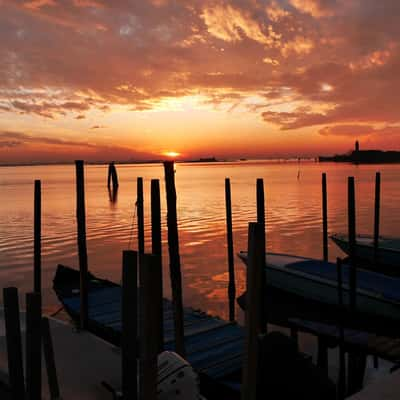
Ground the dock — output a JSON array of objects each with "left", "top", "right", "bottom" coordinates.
[{"left": 54, "top": 265, "right": 244, "bottom": 397}]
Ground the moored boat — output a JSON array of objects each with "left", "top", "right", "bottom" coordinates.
[
  {"left": 331, "top": 233, "right": 400, "bottom": 275},
  {"left": 238, "top": 251, "right": 400, "bottom": 337}
]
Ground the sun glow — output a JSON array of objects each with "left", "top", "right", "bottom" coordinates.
[{"left": 163, "top": 151, "right": 181, "bottom": 158}]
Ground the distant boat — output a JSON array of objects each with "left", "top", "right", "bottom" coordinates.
[
  {"left": 237, "top": 252, "right": 400, "bottom": 336},
  {"left": 331, "top": 233, "right": 400, "bottom": 274}
]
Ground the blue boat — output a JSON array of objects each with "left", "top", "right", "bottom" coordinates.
[{"left": 238, "top": 252, "right": 400, "bottom": 337}]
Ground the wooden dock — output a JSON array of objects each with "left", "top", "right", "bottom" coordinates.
[
  {"left": 289, "top": 318, "right": 400, "bottom": 363},
  {"left": 54, "top": 265, "right": 244, "bottom": 397}
]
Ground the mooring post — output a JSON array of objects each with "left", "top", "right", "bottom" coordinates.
[
  {"left": 107, "top": 162, "right": 119, "bottom": 190},
  {"left": 347, "top": 176, "right": 366, "bottom": 395},
  {"left": 373, "top": 172, "right": 381, "bottom": 264},
  {"left": 34, "top": 180, "right": 41, "bottom": 294},
  {"left": 225, "top": 178, "right": 236, "bottom": 322},
  {"left": 137, "top": 177, "right": 145, "bottom": 255},
  {"left": 151, "top": 179, "right": 164, "bottom": 351},
  {"left": 241, "top": 222, "right": 264, "bottom": 400},
  {"left": 139, "top": 254, "right": 161, "bottom": 400},
  {"left": 256, "top": 179, "right": 267, "bottom": 335},
  {"left": 348, "top": 177, "right": 356, "bottom": 310},
  {"left": 42, "top": 317, "right": 60, "bottom": 399},
  {"left": 322, "top": 173, "right": 328, "bottom": 262},
  {"left": 26, "top": 292, "right": 42, "bottom": 400},
  {"left": 163, "top": 161, "right": 185, "bottom": 357},
  {"left": 317, "top": 173, "right": 329, "bottom": 368},
  {"left": 122, "top": 250, "right": 137, "bottom": 400},
  {"left": 3, "top": 287, "right": 25, "bottom": 400},
  {"left": 337, "top": 258, "right": 346, "bottom": 400},
  {"left": 75, "top": 160, "right": 89, "bottom": 330}
]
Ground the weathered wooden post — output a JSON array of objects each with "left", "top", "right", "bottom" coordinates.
[
  {"left": 122, "top": 250, "right": 137, "bottom": 400},
  {"left": 139, "top": 254, "right": 161, "bottom": 400},
  {"left": 256, "top": 179, "right": 267, "bottom": 335},
  {"left": 151, "top": 179, "right": 164, "bottom": 351},
  {"left": 163, "top": 161, "right": 185, "bottom": 357},
  {"left": 26, "top": 292, "right": 42, "bottom": 400},
  {"left": 3, "top": 287, "right": 25, "bottom": 400},
  {"left": 322, "top": 173, "right": 328, "bottom": 262},
  {"left": 34, "top": 180, "right": 41, "bottom": 294},
  {"left": 373, "top": 172, "right": 381, "bottom": 264},
  {"left": 336, "top": 258, "right": 346, "bottom": 400},
  {"left": 347, "top": 176, "right": 366, "bottom": 395},
  {"left": 137, "top": 177, "right": 145, "bottom": 255},
  {"left": 317, "top": 173, "right": 329, "bottom": 370},
  {"left": 241, "top": 222, "right": 264, "bottom": 400},
  {"left": 107, "top": 162, "right": 119, "bottom": 191},
  {"left": 348, "top": 177, "right": 357, "bottom": 310},
  {"left": 225, "top": 178, "right": 236, "bottom": 322},
  {"left": 75, "top": 160, "right": 89, "bottom": 330},
  {"left": 42, "top": 317, "right": 60, "bottom": 399}
]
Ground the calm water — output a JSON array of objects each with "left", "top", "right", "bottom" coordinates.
[{"left": 1, "top": 161, "right": 400, "bottom": 320}]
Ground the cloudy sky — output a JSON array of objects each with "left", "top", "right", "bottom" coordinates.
[{"left": 1, "top": 0, "right": 399, "bottom": 162}]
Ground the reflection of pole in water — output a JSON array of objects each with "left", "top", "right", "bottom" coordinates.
[{"left": 297, "top": 157, "right": 301, "bottom": 180}]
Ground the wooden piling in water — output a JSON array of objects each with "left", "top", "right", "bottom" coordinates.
[
  {"left": 317, "top": 173, "right": 329, "bottom": 368},
  {"left": 107, "top": 162, "right": 119, "bottom": 190},
  {"left": 137, "top": 177, "right": 145, "bottom": 255},
  {"left": 34, "top": 180, "right": 41, "bottom": 294},
  {"left": 163, "top": 161, "right": 185, "bottom": 357},
  {"left": 348, "top": 176, "right": 356, "bottom": 310},
  {"left": 3, "top": 287, "right": 25, "bottom": 400},
  {"left": 336, "top": 258, "right": 346, "bottom": 400},
  {"left": 121, "top": 250, "right": 137, "bottom": 400},
  {"left": 225, "top": 178, "right": 236, "bottom": 322},
  {"left": 26, "top": 292, "right": 42, "bottom": 400},
  {"left": 256, "top": 179, "right": 267, "bottom": 335},
  {"left": 75, "top": 160, "right": 89, "bottom": 330},
  {"left": 42, "top": 317, "right": 60, "bottom": 399},
  {"left": 373, "top": 172, "right": 381, "bottom": 264},
  {"left": 241, "top": 222, "right": 264, "bottom": 400},
  {"left": 322, "top": 173, "right": 328, "bottom": 262},
  {"left": 151, "top": 179, "right": 164, "bottom": 351},
  {"left": 139, "top": 254, "right": 161, "bottom": 400},
  {"left": 347, "top": 176, "right": 367, "bottom": 395}
]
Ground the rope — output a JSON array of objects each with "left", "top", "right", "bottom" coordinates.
[{"left": 127, "top": 200, "right": 137, "bottom": 249}]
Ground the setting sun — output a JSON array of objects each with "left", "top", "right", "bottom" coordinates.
[{"left": 163, "top": 151, "right": 181, "bottom": 158}]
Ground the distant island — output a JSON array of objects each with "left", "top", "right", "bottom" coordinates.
[{"left": 319, "top": 141, "right": 400, "bottom": 164}]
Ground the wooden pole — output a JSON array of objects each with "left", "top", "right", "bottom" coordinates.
[
  {"left": 137, "top": 177, "right": 145, "bottom": 255},
  {"left": 322, "top": 173, "right": 328, "bottom": 262},
  {"left": 317, "top": 173, "right": 329, "bottom": 367},
  {"left": 75, "top": 160, "right": 89, "bottom": 330},
  {"left": 163, "top": 161, "right": 185, "bottom": 357},
  {"left": 139, "top": 254, "right": 161, "bottom": 400},
  {"left": 107, "top": 162, "right": 119, "bottom": 190},
  {"left": 373, "top": 172, "right": 381, "bottom": 264},
  {"left": 225, "top": 178, "right": 236, "bottom": 322},
  {"left": 34, "top": 180, "right": 41, "bottom": 294},
  {"left": 347, "top": 176, "right": 366, "bottom": 395},
  {"left": 26, "top": 292, "right": 42, "bottom": 400},
  {"left": 122, "top": 250, "right": 137, "bottom": 400},
  {"left": 256, "top": 179, "right": 267, "bottom": 335},
  {"left": 337, "top": 258, "right": 346, "bottom": 400},
  {"left": 151, "top": 179, "right": 164, "bottom": 352},
  {"left": 348, "top": 176, "right": 356, "bottom": 311},
  {"left": 42, "top": 317, "right": 60, "bottom": 399},
  {"left": 241, "top": 222, "right": 264, "bottom": 400},
  {"left": 3, "top": 287, "right": 25, "bottom": 400}
]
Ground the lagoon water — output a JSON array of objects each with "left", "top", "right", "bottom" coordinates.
[{"left": 1, "top": 160, "right": 400, "bottom": 320}]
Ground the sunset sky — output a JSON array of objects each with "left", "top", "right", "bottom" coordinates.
[{"left": 1, "top": 0, "right": 400, "bottom": 163}]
